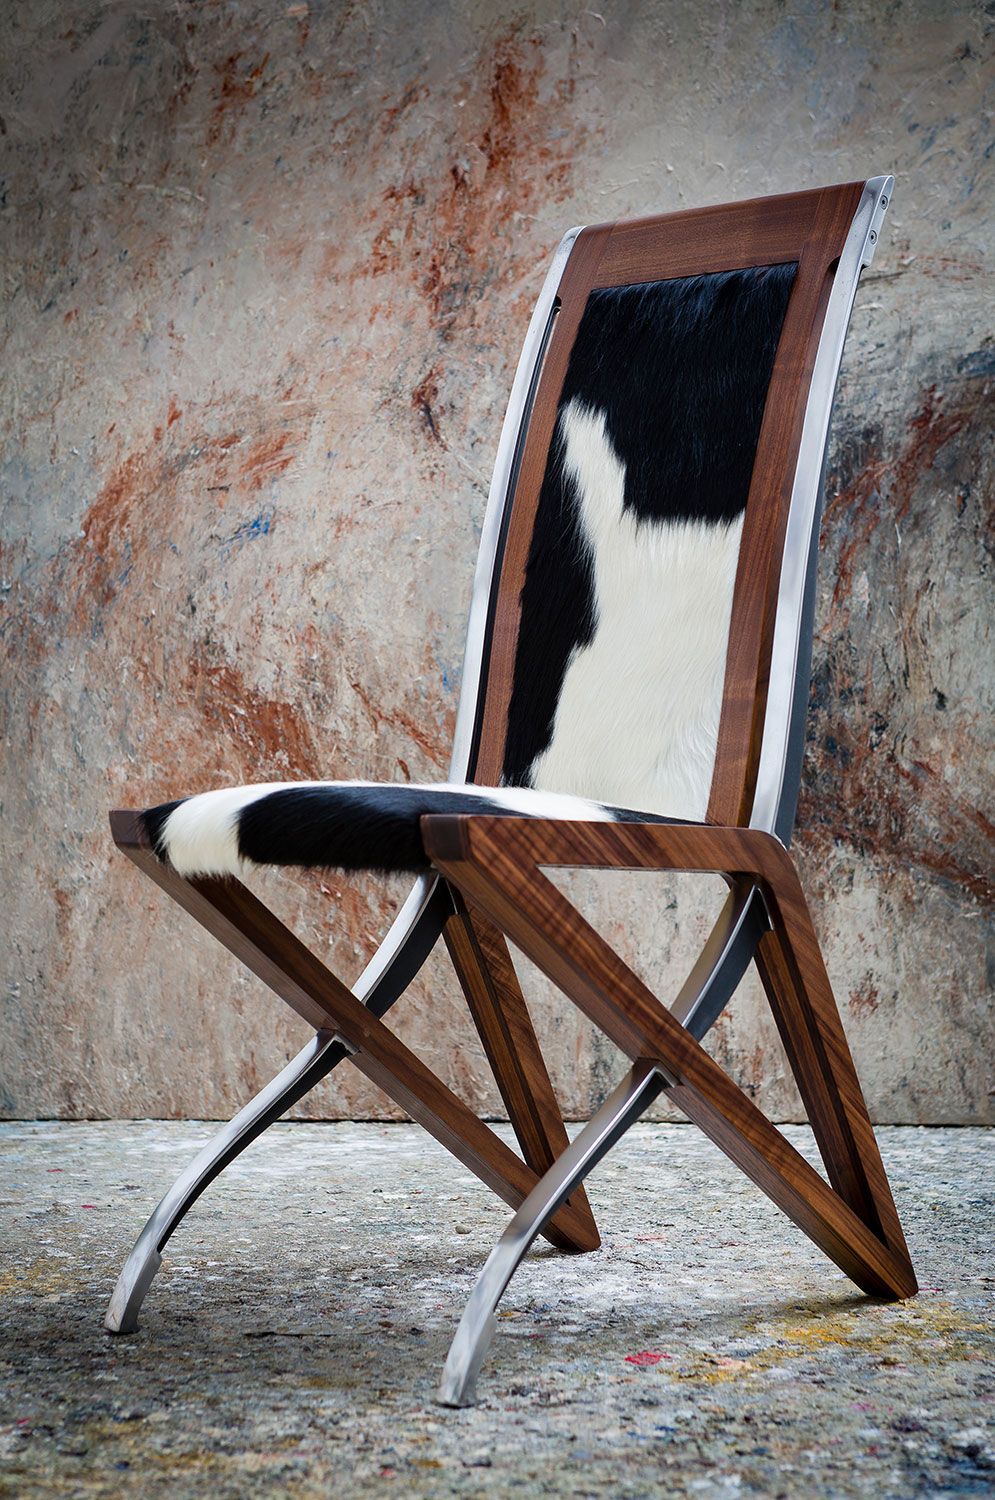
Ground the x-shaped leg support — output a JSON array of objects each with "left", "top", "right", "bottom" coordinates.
[
  {"left": 104, "top": 811, "right": 599, "bottom": 1336},
  {"left": 424, "top": 814, "right": 918, "bottom": 1403}
]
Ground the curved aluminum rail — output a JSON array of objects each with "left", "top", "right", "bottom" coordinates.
[
  {"left": 438, "top": 1059, "right": 668, "bottom": 1406},
  {"left": 752, "top": 175, "right": 893, "bottom": 841},
  {"left": 105, "top": 872, "right": 451, "bottom": 1333},
  {"left": 105, "top": 1029, "right": 347, "bottom": 1332}
]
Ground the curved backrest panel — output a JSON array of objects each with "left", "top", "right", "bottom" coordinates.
[{"left": 454, "top": 179, "right": 892, "bottom": 835}]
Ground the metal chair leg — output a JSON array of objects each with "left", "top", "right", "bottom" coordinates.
[
  {"left": 436, "top": 886, "right": 770, "bottom": 1406},
  {"left": 105, "top": 1030, "right": 348, "bottom": 1332},
  {"left": 673, "top": 879, "right": 768, "bottom": 1040},
  {"left": 437, "top": 1058, "right": 668, "bottom": 1406}
]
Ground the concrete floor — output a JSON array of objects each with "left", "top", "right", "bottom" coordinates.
[{"left": 0, "top": 1122, "right": 992, "bottom": 1498}]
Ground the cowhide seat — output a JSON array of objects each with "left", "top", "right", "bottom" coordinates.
[{"left": 105, "top": 178, "right": 917, "bottom": 1404}]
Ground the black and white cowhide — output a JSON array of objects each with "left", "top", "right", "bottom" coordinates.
[
  {"left": 143, "top": 261, "right": 794, "bottom": 879},
  {"left": 142, "top": 782, "right": 660, "bottom": 879},
  {"left": 502, "top": 262, "right": 797, "bottom": 820}
]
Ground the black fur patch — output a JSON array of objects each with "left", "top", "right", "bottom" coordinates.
[
  {"left": 237, "top": 786, "right": 519, "bottom": 872},
  {"left": 501, "top": 261, "right": 798, "bottom": 789},
  {"left": 236, "top": 787, "right": 674, "bottom": 870}
]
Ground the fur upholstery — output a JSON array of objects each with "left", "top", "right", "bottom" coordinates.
[
  {"left": 142, "top": 263, "right": 795, "bottom": 877},
  {"left": 143, "top": 782, "right": 665, "bottom": 880},
  {"left": 502, "top": 263, "right": 798, "bottom": 819},
  {"left": 524, "top": 401, "right": 745, "bottom": 814}
]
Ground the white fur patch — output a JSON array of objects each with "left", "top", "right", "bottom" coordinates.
[
  {"left": 157, "top": 782, "right": 289, "bottom": 878},
  {"left": 526, "top": 399, "right": 744, "bottom": 820},
  {"left": 157, "top": 779, "right": 616, "bottom": 879}
]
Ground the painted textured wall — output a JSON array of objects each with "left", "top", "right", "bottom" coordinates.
[{"left": 1, "top": 0, "right": 991, "bottom": 1124}]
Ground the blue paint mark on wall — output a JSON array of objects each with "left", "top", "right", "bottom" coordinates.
[
  {"left": 435, "top": 656, "right": 461, "bottom": 697},
  {"left": 219, "top": 510, "right": 275, "bottom": 557}
]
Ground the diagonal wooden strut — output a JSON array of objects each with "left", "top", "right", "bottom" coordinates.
[
  {"left": 109, "top": 811, "right": 598, "bottom": 1254},
  {"left": 443, "top": 895, "right": 599, "bottom": 1248},
  {"left": 423, "top": 814, "right": 917, "bottom": 1302},
  {"left": 753, "top": 927, "right": 909, "bottom": 1262}
]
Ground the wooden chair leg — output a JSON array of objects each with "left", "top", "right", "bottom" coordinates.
[
  {"left": 443, "top": 893, "right": 600, "bottom": 1250},
  {"left": 111, "top": 814, "right": 597, "bottom": 1253},
  {"left": 430, "top": 834, "right": 917, "bottom": 1301},
  {"left": 756, "top": 930, "right": 912, "bottom": 1260},
  {"left": 672, "top": 899, "right": 914, "bottom": 1292}
]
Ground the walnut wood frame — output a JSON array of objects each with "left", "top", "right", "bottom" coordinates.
[
  {"left": 429, "top": 819, "right": 917, "bottom": 1406},
  {"left": 105, "top": 179, "right": 915, "bottom": 1387},
  {"left": 426, "top": 815, "right": 915, "bottom": 1298}
]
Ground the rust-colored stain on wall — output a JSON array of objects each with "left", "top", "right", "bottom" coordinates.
[{"left": 1, "top": 1, "right": 991, "bottom": 1122}]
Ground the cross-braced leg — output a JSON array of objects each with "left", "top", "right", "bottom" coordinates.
[
  {"left": 106, "top": 817, "right": 453, "bottom": 1334},
  {"left": 428, "top": 818, "right": 917, "bottom": 1302},
  {"left": 437, "top": 880, "right": 770, "bottom": 1404},
  {"left": 106, "top": 810, "right": 596, "bottom": 1340}
]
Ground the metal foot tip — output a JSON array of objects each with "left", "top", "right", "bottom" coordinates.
[
  {"left": 104, "top": 1246, "right": 162, "bottom": 1335},
  {"left": 436, "top": 1373, "right": 477, "bottom": 1408}
]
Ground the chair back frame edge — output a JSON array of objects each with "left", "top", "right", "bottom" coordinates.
[{"left": 447, "top": 228, "right": 582, "bottom": 784}]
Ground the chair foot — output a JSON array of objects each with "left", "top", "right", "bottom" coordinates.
[
  {"left": 104, "top": 1029, "right": 347, "bottom": 1334},
  {"left": 437, "top": 1059, "right": 667, "bottom": 1406},
  {"left": 105, "top": 1240, "right": 162, "bottom": 1334}
]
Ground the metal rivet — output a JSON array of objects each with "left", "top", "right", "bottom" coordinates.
[
  {"left": 869, "top": 230, "right": 877, "bottom": 242},
  {"left": 881, "top": 196, "right": 889, "bottom": 207}
]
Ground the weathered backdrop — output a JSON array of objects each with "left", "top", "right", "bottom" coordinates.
[{"left": 1, "top": 1, "right": 991, "bottom": 1123}]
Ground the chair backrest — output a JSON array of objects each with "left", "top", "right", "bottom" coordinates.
[{"left": 450, "top": 179, "right": 893, "bottom": 840}]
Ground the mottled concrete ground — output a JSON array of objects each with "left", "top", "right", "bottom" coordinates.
[{"left": 0, "top": 1121, "right": 992, "bottom": 1498}]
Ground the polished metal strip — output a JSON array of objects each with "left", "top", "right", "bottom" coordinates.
[
  {"left": 675, "top": 881, "right": 770, "bottom": 1040},
  {"left": 437, "top": 1059, "right": 669, "bottom": 1406},
  {"left": 105, "top": 1029, "right": 348, "bottom": 1333},
  {"left": 751, "top": 175, "right": 894, "bottom": 841}
]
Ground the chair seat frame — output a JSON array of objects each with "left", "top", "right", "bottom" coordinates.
[{"left": 104, "top": 176, "right": 916, "bottom": 1404}]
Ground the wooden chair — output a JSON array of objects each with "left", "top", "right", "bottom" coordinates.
[{"left": 104, "top": 177, "right": 917, "bottom": 1402}]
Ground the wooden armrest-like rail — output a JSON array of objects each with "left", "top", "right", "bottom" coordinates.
[{"left": 420, "top": 812, "right": 789, "bottom": 882}]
